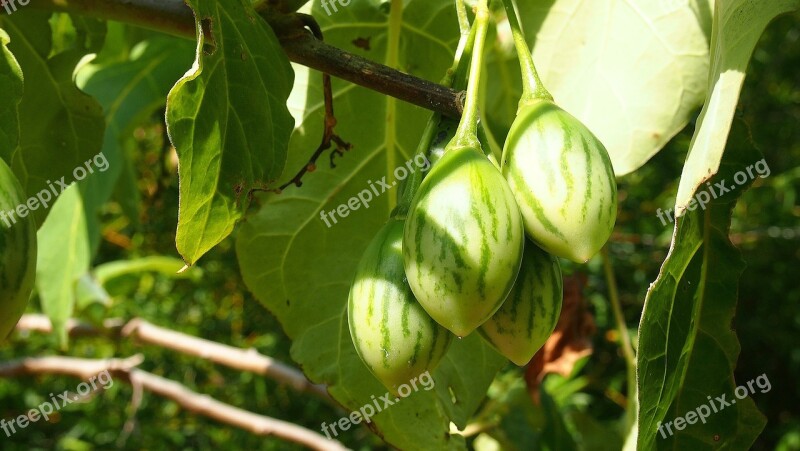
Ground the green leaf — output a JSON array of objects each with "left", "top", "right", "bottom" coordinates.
[
  {"left": 77, "top": 37, "right": 195, "bottom": 254},
  {"left": 166, "top": 0, "right": 295, "bottom": 266},
  {"left": 636, "top": 122, "right": 768, "bottom": 450},
  {"left": 237, "top": 1, "right": 506, "bottom": 448},
  {"left": 35, "top": 184, "right": 90, "bottom": 347},
  {"left": 674, "top": 0, "right": 800, "bottom": 212},
  {"left": 0, "top": 28, "right": 23, "bottom": 165},
  {"left": 0, "top": 11, "right": 105, "bottom": 226},
  {"left": 506, "top": 0, "right": 712, "bottom": 175}
]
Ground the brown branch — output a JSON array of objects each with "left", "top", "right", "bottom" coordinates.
[
  {"left": 28, "top": 0, "right": 464, "bottom": 118},
  {"left": 15, "top": 315, "right": 334, "bottom": 405},
  {"left": 0, "top": 356, "right": 348, "bottom": 450}
]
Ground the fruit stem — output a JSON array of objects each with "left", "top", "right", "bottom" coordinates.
[
  {"left": 448, "top": 0, "right": 490, "bottom": 152},
  {"left": 456, "top": 0, "right": 470, "bottom": 35},
  {"left": 601, "top": 246, "right": 637, "bottom": 432},
  {"left": 501, "top": 0, "right": 553, "bottom": 106},
  {"left": 392, "top": 9, "right": 476, "bottom": 219},
  {"left": 391, "top": 116, "right": 440, "bottom": 220}
]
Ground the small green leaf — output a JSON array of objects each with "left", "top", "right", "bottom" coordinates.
[
  {"left": 0, "top": 28, "right": 23, "bottom": 165},
  {"left": 166, "top": 0, "right": 295, "bottom": 266},
  {"left": 675, "top": 0, "right": 800, "bottom": 213},
  {"left": 35, "top": 184, "right": 90, "bottom": 347}
]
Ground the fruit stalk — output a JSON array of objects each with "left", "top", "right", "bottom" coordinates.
[
  {"left": 448, "top": 0, "right": 490, "bottom": 152},
  {"left": 500, "top": 0, "right": 552, "bottom": 106}
]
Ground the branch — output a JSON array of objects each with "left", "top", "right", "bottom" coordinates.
[
  {"left": 28, "top": 0, "right": 464, "bottom": 118},
  {"left": 0, "top": 356, "right": 348, "bottom": 451},
  {"left": 15, "top": 315, "right": 334, "bottom": 405}
]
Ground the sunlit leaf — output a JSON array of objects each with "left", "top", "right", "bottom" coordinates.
[
  {"left": 674, "top": 0, "right": 799, "bottom": 212},
  {"left": 503, "top": 0, "right": 713, "bottom": 176},
  {"left": 166, "top": 0, "right": 295, "bottom": 266}
]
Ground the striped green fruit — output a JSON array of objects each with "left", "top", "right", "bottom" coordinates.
[
  {"left": 502, "top": 100, "right": 617, "bottom": 263},
  {"left": 480, "top": 241, "right": 562, "bottom": 366},
  {"left": 404, "top": 147, "right": 524, "bottom": 337},
  {"left": 348, "top": 218, "right": 452, "bottom": 392},
  {"left": 0, "top": 159, "right": 37, "bottom": 342}
]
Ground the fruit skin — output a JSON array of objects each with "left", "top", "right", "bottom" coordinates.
[
  {"left": 348, "top": 219, "right": 452, "bottom": 392},
  {"left": 404, "top": 146, "right": 524, "bottom": 337},
  {"left": 502, "top": 100, "right": 617, "bottom": 263},
  {"left": 0, "top": 159, "right": 37, "bottom": 342},
  {"left": 479, "top": 241, "right": 562, "bottom": 366}
]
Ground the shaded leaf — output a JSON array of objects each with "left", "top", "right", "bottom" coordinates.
[
  {"left": 35, "top": 184, "right": 90, "bottom": 347},
  {"left": 0, "top": 28, "right": 23, "bottom": 165},
  {"left": 166, "top": 0, "right": 295, "bottom": 265},
  {"left": 0, "top": 11, "right": 105, "bottom": 226},
  {"left": 77, "top": 37, "right": 195, "bottom": 254},
  {"left": 637, "top": 122, "right": 768, "bottom": 450}
]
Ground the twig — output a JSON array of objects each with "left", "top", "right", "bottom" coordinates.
[
  {"left": 255, "top": 17, "right": 352, "bottom": 194},
  {"left": 0, "top": 356, "right": 348, "bottom": 450},
  {"left": 600, "top": 246, "right": 636, "bottom": 432},
  {"left": 15, "top": 315, "right": 333, "bottom": 405},
  {"left": 27, "top": 0, "right": 464, "bottom": 118}
]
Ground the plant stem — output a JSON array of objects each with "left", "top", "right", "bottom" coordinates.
[
  {"left": 456, "top": 0, "right": 470, "bottom": 35},
  {"left": 26, "top": 0, "right": 465, "bottom": 118},
  {"left": 500, "top": 0, "right": 552, "bottom": 106},
  {"left": 393, "top": 10, "right": 476, "bottom": 218},
  {"left": 449, "top": 0, "right": 490, "bottom": 152},
  {"left": 601, "top": 245, "right": 637, "bottom": 431}
]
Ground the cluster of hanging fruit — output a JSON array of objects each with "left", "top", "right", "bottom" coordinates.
[{"left": 348, "top": 0, "right": 617, "bottom": 392}]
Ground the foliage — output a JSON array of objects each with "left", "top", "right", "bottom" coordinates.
[{"left": 0, "top": 0, "right": 798, "bottom": 450}]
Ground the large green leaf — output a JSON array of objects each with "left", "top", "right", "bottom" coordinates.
[
  {"left": 499, "top": 0, "right": 713, "bottom": 176},
  {"left": 0, "top": 28, "right": 23, "bottom": 165},
  {"left": 77, "top": 37, "right": 195, "bottom": 255},
  {"left": 636, "top": 123, "right": 768, "bottom": 450},
  {"left": 674, "top": 0, "right": 800, "bottom": 212},
  {"left": 35, "top": 184, "right": 90, "bottom": 347},
  {"left": 166, "top": 0, "right": 295, "bottom": 266},
  {"left": 236, "top": 1, "right": 506, "bottom": 448},
  {"left": 0, "top": 11, "right": 105, "bottom": 226}
]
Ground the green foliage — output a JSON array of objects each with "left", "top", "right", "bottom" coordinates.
[
  {"left": 0, "top": 159, "right": 36, "bottom": 342},
  {"left": 0, "top": 0, "right": 798, "bottom": 449},
  {"left": 0, "top": 11, "right": 105, "bottom": 226},
  {"left": 166, "top": 0, "right": 295, "bottom": 265}
]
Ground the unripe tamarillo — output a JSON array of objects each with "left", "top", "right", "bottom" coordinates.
[
  {"left": 348, "top": 219, "right": 451, "bottom": 391},
  {"left": 0, "top": 159, "right": 37, "bottom": 342},
  {"left": 502, "top": 100, "right": 617, "bottom": 263},
  {"left": 404, "top": 147, "right": 524, "bottom": 337},
  {"left": 480, "top": 241, "right": 562, "bottom": 366}
]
